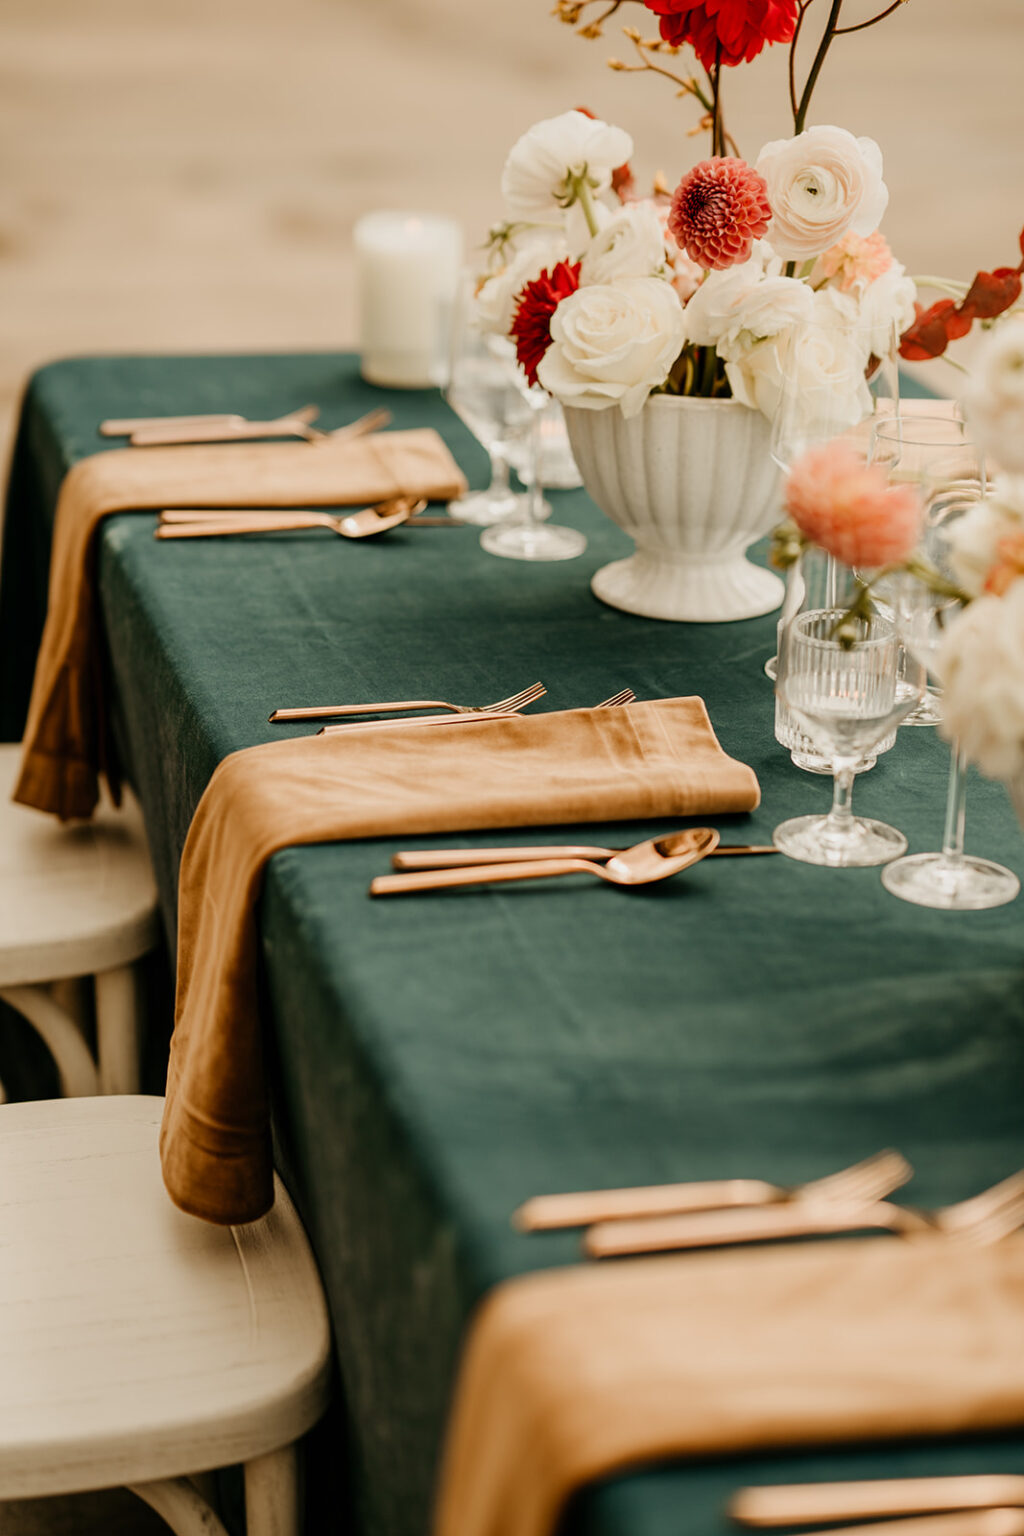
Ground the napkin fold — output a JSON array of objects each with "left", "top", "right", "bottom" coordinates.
[
  {"left": 435, "top": 1231, "right": 1024, "bottom": 1536},
  {"left": 13, "top": 431, "right": 468, "bottom": 821},
  {"left": 159, "top": 699, "right": 760, "bottom": 1224}
]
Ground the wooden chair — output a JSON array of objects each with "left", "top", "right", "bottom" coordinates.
[
  {"left": 0, "top": 743, "right": 160, "bottom": 1099},
  {"left": 0, "top": 1094, "right": 332, "bottom": 1535}
]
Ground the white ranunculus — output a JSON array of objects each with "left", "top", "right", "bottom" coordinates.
[
  {"left": 855, "top": 260, "right": 917, "bottom": 361},
  {"left": 501, "top": 110, "right": 634, "bottom": 223},
  {"left": 964, "top": 318, "right": 1024, "bottom": 474},
  {"left": 579, "top": 203, "right": 666, "bottom": 286},
  {"left": 475, "top": 232, "right": 568, "bottom": 336},
  {"left": 946, "top": 477, "right": 1024, "bottom": 597},
  {"left": 538, "top": 276, "right": 687, "bottom": 419},
  {"left": 939, "top": 584, "right": 1024, "bottom": 781},
  {"left": 756, "top": 126, "right": 889, "bottom": 261}
]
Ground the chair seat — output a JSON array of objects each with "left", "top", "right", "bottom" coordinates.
[
  {"left": 0, "top": 744, "right": 160, "bottom": 987},
  {"left": 0, "top": 1095, "right": 332, "bottom": 1499}
]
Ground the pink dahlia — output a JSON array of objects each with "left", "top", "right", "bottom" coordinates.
[
  {"left": 644, "top": 0, "right": 798, "bottom": 71},
  {"left": 510, "top": 260, "right": 581, "bottom": 387},
  {"left": 784, "top": 440, "right": 923, "bottom": 569},
  {"left": 668, "top": 157, "right": 771, "bottom": 271}
]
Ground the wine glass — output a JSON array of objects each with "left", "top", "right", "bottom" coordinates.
[
  {"left": 774, "top": 546, "right": 896, "bottom": 775},
  {"left": 506, "top": 395, "right": 583, "bottom": 490},
  {"left": 765, "top": 316, "right": 899, "bottom": 686},
  {"left": 479, "top": 369, "right": 588, "bottom": 563},
  {"left": 869, "top": 414, "right": 977, "bottom": 725},
  {"left": 880, "top": 561, "right": 1021, "bottom": 911},
  {"left": 774, "top": 605, "right": 924, "bottom": 867},
  {"left": 443, "top": 275, "right": 535, "bottom": 527}
]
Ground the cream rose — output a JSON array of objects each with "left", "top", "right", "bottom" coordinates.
[
  {"left": 579, "top": 203, "right": 666, "bottom": 286},
  {"left": 681, "top": 242, "right": 777, "bottom": 347},
  {"left": 736, "top": 303, "right": 872, "bottom": 427},
  {"left": 946, "top": 477, "right": 1024, "bottom": 597},
  {"left": 964, "top": 318, "right": 1024, "bottom": 474},
  {"left": 939, "top": 584, "right": 1024, "bottom": 781},
  {"left": 501, "top": 110, "right": 634, "bottom": 223},
  {"left": 756, "top": 127, "right": 889, "bottom": 261},
  {"left": 538, "top": 276, "right": 687, "bottom": 419}
]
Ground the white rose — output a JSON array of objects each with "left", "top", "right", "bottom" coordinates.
[
  {"left": 681, "top": 243, "right": 777, "bottom": 347},
  {"left": 579, "top": 203, "right": 666, "bottom": 286},
  {"left": 939, "top": 584, "right": 1024, "bottom": 781},
  {"left": 538, "top": 276, "right": 687, "bottom": 419},
  {"left": 715, "top": 276, "right": 815, "bottom": 359},
  {"left": 475, "top": 232, "right": 568, "bottom": 336},
  {"left": 724, "top": 336, "right": 787, "bottom": 418},
  {"left": 964, "top": 318, "right": 1024, "bottom": 474},
  {"left": 856, "top": 260, "right": 917, "bottom": 361},
  {"left": 501, "top": 110, "right": 634, "bottom": 222},
  {"left": 946, "top": 477, "right": 1024, "bottom": 597},
  {"left": 757, "top": 126, "right": 889, "bottom": 260},
  {"left": 750, "top": 308, "right": 872, "bottom": 429}
]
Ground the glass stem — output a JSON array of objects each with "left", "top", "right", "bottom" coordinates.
[
  {"left": 826, "top": 764, "right": 856, "bottom": 836},
  {"left": 489, "top": 451, "right": 510, "bottom": 496},
  {"left": 524, "top": 410, "right": 543, "bottom": 530},
  {"left": 940, "top": 739, "right": 968, "bottom": 866}
]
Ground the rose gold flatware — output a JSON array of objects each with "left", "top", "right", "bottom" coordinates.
[
  {"left": 271, "top": 682, "right": 547, "bottom": 725},
  {"left": 731, "top": 1512, "right": 1024, "bottom": 1536},
  {"left": 155, "top": 497, "right": 427, "bottom": 542},
  {"left": 392, "top": 839, "right": 777, "bottom": 872},
  {"left": 101, "top": 413, "right": 246, "bottom": 437},
  {"left": 583, "top": 1171, "right": 1024, "bottom": 1258},
  {"left": 369, "top": 827, "right": 721, "bottom": 897},
  {"left": 511, "top": 1150, "right": 911, "bottom": 1233},
  {"left": 130, "top": 404, "right": 390, "bottom": 446},
  {"left": 729, "top": 1478, "right": 1024, "bottom": 1529},
  {"left": 321, "top": 688, "right": 632, "bottom": 735}
]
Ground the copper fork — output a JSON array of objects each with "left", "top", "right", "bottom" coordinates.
[
  {"left": 583, "top": 1170, "right": 1024, "bottom": 1258},
  {"left": 729, "top": 1481, "right": 1024, "bottom": 1530},
  {"left": 130, "top": 405, "right": 390, "bottom": 446},
  {"left": 511, "top": 1150, "right": 912, "bottom": 1234},
  {"left": 271, "top": 682, "right": 547, "bottom": 726},
  {"left": 318, "top": 687, "right": 635, "bottom": 734}
]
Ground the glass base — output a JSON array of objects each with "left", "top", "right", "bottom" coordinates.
[
  {"left": 448, "top": 489, "right": 553, "bottom": 528},
  {"left": 774, "top": 813, "right": 908, "bottom": 868},
  {"left": 791, "top": 750, "right": 876, "bottom": 776},
  {"left": 881, "top": 852, "right": 1021, "bottom": 909},
  {"left": 480, "top": 520, "right": 586, "bottom": 563},
  {"left": 899, "top": 686, "right": 943, "bottom": 728}
]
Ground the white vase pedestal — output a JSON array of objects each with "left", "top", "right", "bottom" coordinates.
[{"left": 564, "top": 393, "right": 785, "bottom": 624}]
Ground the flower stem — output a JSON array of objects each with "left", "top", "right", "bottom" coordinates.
[
  {"left": 834, "top": 0, "right": 907, "bottom": 34},
  {"left": 574, "top": 175, "right": 601, "bottom": 237},
  {"left": 710, "top": 44, "right": 724, "bottom": 156},
  {"left": 794, "top": 0, "right": 844, "bottom": 133}
]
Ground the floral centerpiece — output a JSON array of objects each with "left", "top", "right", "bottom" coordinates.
[{"left": 471, "top": 1, "right": 928, "bottom": 620}]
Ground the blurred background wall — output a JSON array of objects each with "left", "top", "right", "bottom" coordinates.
[{"left": 2, "top": 0, "right": 1022, "bottom": 460}]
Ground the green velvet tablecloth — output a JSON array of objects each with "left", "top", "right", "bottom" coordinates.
[{"left": 4, "top": 355, "right": 1024, "bottom": 1536}]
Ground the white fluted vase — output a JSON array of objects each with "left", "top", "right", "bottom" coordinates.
[{"left": 564, "top": 394, "right": 785, "bottom": 623}]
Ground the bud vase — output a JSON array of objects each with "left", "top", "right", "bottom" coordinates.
[{"left": 563, "top": 393, "right": 785, "bottom": 623}]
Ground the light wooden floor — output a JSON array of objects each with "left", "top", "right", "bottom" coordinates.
[{"left": 2, "top": 2, "right": 1023, "bottom": 1529}]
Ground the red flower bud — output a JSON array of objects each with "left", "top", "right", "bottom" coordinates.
[{"left": 960, "top": 267, "right": 1023, "bottom": 320}]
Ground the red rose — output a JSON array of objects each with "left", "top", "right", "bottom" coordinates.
[
  {"left": 644, "top": 0, "right": 798, "bottom": 71},
  {"left": 510, "top": 261, "right": 582, "bottom": 387}
]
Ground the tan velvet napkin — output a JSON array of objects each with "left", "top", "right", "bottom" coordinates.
[
  {"left": 159, "top": 698, "right": 760, "bottom": 1224},
  {"left": 435, "top": 1231, "right": 1024, "bottom": 1536},
  {"left": 13, "top": 431, "right": 467, "bottom": 821}
]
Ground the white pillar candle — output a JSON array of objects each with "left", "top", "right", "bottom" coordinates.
[{"left": 354, "top": 211, "right": 463, "bottom": 389}]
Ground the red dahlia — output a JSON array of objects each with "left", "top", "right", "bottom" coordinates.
[
  {"left": 644, "top": 0, "right": 798, "bottom": 71},
  {"left": 510, "top": 260, "right": 581, "bottom": 386},
  {"left": 668, "top": 157, "right": 771, "bottom": 270}
]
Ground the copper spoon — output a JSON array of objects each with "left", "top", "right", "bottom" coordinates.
[
  {"left": 156, "top": 497, "right": 427, "bottom": 541},
  {"left": 391, "top": 841, "right": 777, "bottom": 871},
  {"left": 369, "top": 828, "right": 720, "bottom": 897}
]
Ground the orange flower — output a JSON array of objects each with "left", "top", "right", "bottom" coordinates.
[{"left": 784, "top": 439, "right": 923, "bottom": 569}]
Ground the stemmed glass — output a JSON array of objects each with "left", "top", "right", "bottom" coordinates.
[
  {"left": 765, "top": 317, "right": 900, "bottom": 686},
  {"left": 869, "top": 415, "right": 975, "bottom": 725},
  {"left": 444, "top": 275, "right": 535, "bottom": 527},
  {"left": 774, "top": 604, "right": 925, "bottom": 867},
  {"left": 479, "top": 371, "right": 588, "bottom": 563},
  {"left": 880, "top": 568, "right": 1021, "bottom": 911}
]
